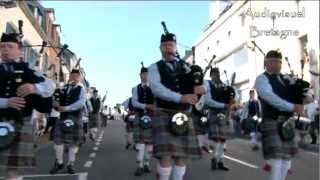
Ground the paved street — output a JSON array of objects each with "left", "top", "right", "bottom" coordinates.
[{"left": 0, "top": 120, "right": 318, "bottom": 180}]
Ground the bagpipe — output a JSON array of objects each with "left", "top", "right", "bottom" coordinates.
[
  {"left": 222, "top": 70, "right": 236, "bottom": 104},
  {"left": 281, "top": 57, "right": 311, "bottom": 141},
  {"left": 283, "top": 57, "right": 312, "bottom": 134},
  {"left": 16, "top": 20, "right": 56, "bottom": 114},
  {"left": 17, "top": 20, "right": 89, "bottom": 88},
  {"left": 194, "top": 54, "right": 216, "bottom": 111},
  {"left": 17, "top": 20, "right": 69, "bottom": 66},
  {"left": 282, "top": 57, "right": 311, "bottom": 104}
]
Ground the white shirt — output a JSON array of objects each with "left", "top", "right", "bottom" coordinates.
[
  {"left": 49, "top": 108, "right": 60, "bottom": 117},
  {"left": 242, "top": 98, "right": 262, "bottom": 118},
  {"left": 122, "top": 98, "right": 130, "bottom": 110},
  {"left": 204, "top": 80, "right": 225, "bottom": 109},
  {"left": 148, "top": 59, "right": 182, "bottom": 103},
  {"left": 254, "top": 72, "right": 294, "bottom": 112},
  {"left": 62, "top": 82, "right": 87, "bottom": 112},
  {"left": 306, "top": 101, "right": 318, "bottom": 122},
  {"left": 131, "top": 82, "right": 149, "bottom": 110}
]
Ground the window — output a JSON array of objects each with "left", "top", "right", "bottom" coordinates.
[
  {"left": 42, "top": 53, "right": 49, "bottom": 73},
  {"left": 38, "top": 14, "right": 43, "bottom": 27},
  {"left": 233, "top": 48, "right": 248, "bottom": 67},
  {"left": 28, "top": 4, "right": 35, "bottom": 15},
  {"left": 241, "top": 13, "right": 245, "bottom": 27},
  {"left": 5, "top": 23, "right": 17, "bottom": 33},
  {"left": 23, "top": 41, "right": 39, "bottom": 68}
]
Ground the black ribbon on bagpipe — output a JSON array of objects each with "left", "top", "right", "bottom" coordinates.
[{"left": 222, "top": 70, "right": 236, "bottom": 104}]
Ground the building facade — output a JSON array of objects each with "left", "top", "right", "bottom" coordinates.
[
  {"left": 193, "top": 0, "right": 319, "bottom": 102},
  {"left": 0, "top": 0, "right": 86, "bottom": 86}
]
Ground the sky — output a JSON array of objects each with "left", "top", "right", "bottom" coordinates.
[{"left": 42, "top": 1, "right": 210, "bottom": 107}]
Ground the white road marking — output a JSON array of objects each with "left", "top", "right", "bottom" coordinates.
[
  {"left": 0, "top": 172, "right": 88, "bottom": 179},
  {"left": 224, "top": 155, "right": 259, "bottom": 169},
  {"left": 78, "top": 172, "right": 88, "bottom": 180},
  {"left": 89, "top": 152, "right": 96, "bottom": 158},
  {"left": 93, "top": 147, "right": 99, "bottom": 151},
  {"left": 84, "top": 160, "right": 93, "bottom": 168},
  {"left": 303, "top": 149, "right": 319, "bottom": 156}
]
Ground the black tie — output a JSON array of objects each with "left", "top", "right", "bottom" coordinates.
[
  {"left": 67, "top": 84, "right": 75, "bottom": 94},
  {"left": 166, "top": 61, "right": 177, "bottom": 71}
]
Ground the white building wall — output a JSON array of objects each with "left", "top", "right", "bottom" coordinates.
[{"left": 195, "top": 0, "right": 320, "bottom": 102}]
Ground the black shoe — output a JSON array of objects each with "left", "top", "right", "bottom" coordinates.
[
  {"left": 217, "top": 162, "right": 229, "bottom": 171},
  {"left": 134, "top": 167, "right": 144, "bottom": 176},
  {"left": 252, "top": 145, "right": 260, "bottom": 151},
  {"left": 89, "top": 134, "right": 95, "bottom": 142},
  {"left": 67, "top": 165, "right": 75, "bottom": 174},
  {"left": 125, "top": 143, "right": 132, "bottom": 150},
  {"left": 143, "top": 164, "right": 151, "bottom": 173},
  {"left": 201, "top": 146, "right": 210, "bottom": 154},
  {"left": 211, "top": 158, "right": 217, "bottom": 170},
  {"left": 49, "top": 161, "right": 64, "bottom": 174}
]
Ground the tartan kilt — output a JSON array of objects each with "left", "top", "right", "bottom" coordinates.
[
  {"left": 89, "top": 113, "right": 100, "bottom": 128},
  {"left": 124, "top": 114, "right": 134, "bottom": 133},
  {"left": 53, "top": 113, "right": 84, "bottom": 146},
  {"left": 260, "top": 117, "right": 298, "bottom": 160},
  {"left": 0, "top": 116, "right": 36, "bottom": 169},
  {"left": 152, "top": 112, "right": 201, "bottom": 160},
  {"left": 191, "top": 113, "right": 208, "bottom": 135},
  {"left": 132, "top": 114, "right": 153, "bottom": 144},
  {"left": 125, "top": 122, "right": 134, "bottom": 133},
  {"left": 208, "top": 109, "right": 232, "bottom": 140},
  {"left": 242, "top": 117, "right": 259, "bottom": 134}
]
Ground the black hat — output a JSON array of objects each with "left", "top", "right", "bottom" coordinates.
[
  {"left": 140, "top": 67, "right": 148, "bottom": 74},
  {"left": 210, "top": 67, "right": 220, "bottom": 75},
  {"left": 71, "top": 69, "right": 80, "bottom": 74},
  {"left": 265, "top": 50, "right": 282, "bottom": 59},
  {"left": 1, "top": 33, "right": 21, "bottom": 45},
  {"left": 161, "top": 33, "right": 176, "bottom": 43}
]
